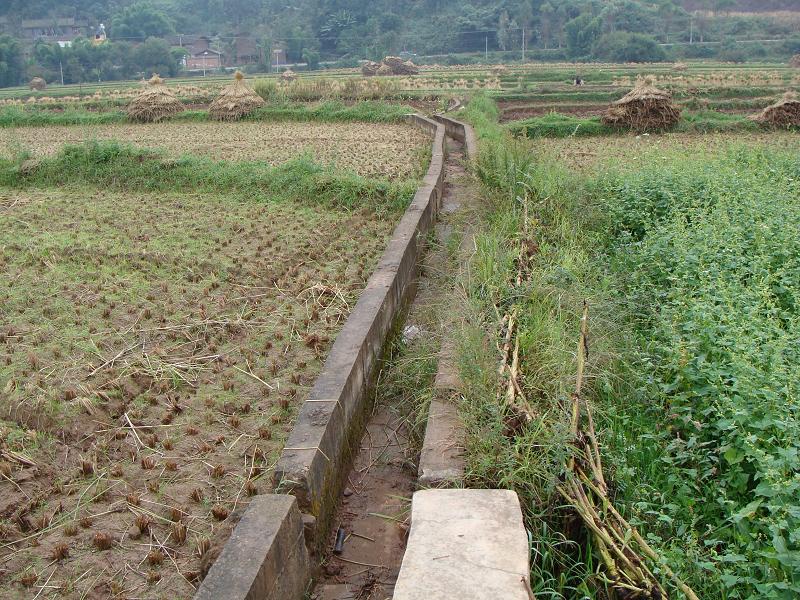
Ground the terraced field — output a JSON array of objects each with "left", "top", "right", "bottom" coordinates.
[
  {"left": 0, "top": 103, "right": 431, "bottom": 597},
  {"left": 0, "top": 121, "right": 430, "bottom": 180}
]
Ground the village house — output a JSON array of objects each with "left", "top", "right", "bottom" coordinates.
[
  {"left": 184, "top": 36, "right": 224, "bottom": 70},
  {"left": 20, "top": 17, "right": 89, "bottom": 43}
]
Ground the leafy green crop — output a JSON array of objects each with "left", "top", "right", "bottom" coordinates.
[{"left": 598, "top": 147, "right": 800, "bottom": 598}]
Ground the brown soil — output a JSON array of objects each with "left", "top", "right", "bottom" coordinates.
[
  {"left": 0, "top": 188, "right": 396, "bottom": 599},
  {"left": 316, "top": 407, "right": 415, "bottom": 600}
]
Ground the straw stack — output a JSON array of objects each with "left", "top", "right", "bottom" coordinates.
[
  {"left": 754, "top": 91, "right": 800, "bottom": 127},
  {"left": 209, "top": 71, "right": 265, "bottom": 121},
  {"left": 29, "top": 77, "right": 47, "bottom": 91},
  {"left": 602, "top": 76, "right": 681, "bottom": 130},
  {"left": 126, "top": 74, "right": 184, "bottom": 123}
]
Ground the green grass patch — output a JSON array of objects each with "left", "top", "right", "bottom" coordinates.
[
  {"left": 0, "top": 141, "right": 416, "bottom": 215},
  {"left": 247, "top": 100, "right": 413, "bottom": 123},
  {"left": 509, "top": 110, "right": 770, "bottom": 138},
  {"left": 508, "top": 113, "right": 615, "bottom": 138},
  {"left": 0, "top": 100, "right": 413, "bottom": 128}
]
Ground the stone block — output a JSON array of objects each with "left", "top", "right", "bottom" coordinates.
[
  {"left": 394, "top": 489, "right": 530, "bottom": 600},
  {"left": 194, "top": 495, "right": 311, "bottom": 600}
]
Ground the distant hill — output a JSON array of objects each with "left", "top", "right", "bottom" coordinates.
[{"left": 681, "top": 1, "right": 799, "bottom": 11}]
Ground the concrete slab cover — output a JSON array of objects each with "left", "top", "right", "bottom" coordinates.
[
  {"left": 393, "top": 489, "right": 530, "bottom": 600},
  {"left": 418, "top": 399, "right": 464, "bottom": 486},
  {"left": 194, "top": 495, "right": 310, "bottom": 600},
  {"left": 433, "top": 338, "right": 460, "bottom": 391}
]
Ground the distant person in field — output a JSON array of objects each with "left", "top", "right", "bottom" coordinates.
[{"left": 574, "top": 75, "right": 583, "bottom": 86}]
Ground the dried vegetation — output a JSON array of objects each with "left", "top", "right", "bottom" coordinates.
[
  {"left": 0, "top": 186, "right": 395, "bottom": 597},
  {"left": 0, "top": 121, "right": 429, "bottom": 180}
]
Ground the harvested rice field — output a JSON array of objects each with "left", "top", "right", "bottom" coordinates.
[
  {"left": 0, "top": 121, "right": 430, "bottom": 180},
  {"left": 535, "top": 130, "right": 800, "bottom": 172},
  {"left": 0, "top": 186, "right": 396, "bottom": 598}
]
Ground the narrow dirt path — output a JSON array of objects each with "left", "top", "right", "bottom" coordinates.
[{"left": 313, "top": 137, "right": 478, "bottom": 600}]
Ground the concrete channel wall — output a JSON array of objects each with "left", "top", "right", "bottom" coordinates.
[
  {"left": 433, "top": 114, "right": 478, "bottom": 160},
  {"left": 195, "top": 114, "right": 447, "bottom": 600}
]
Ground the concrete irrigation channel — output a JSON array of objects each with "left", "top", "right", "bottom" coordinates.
[{"left": 195, "top": 116, "right": 531, "bottom": 600}]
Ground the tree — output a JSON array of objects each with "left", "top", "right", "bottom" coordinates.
[
  {"left": 302, "top": 48, "right": 320, "bottom": 70},
  {"left": 592, "top": 32, "right": 668, "bottom": 63},
  {"left": 111, "top": 2, "right": 174, "bottom": 41},
  {"left": 599, "top": 0, "right": 656, "bottom": 35},
  {"left": 496, "top": 10, "right": 517, "bottom": 52},
  {"left": 709, "top": 0, "right": 736, "bottom": 16},
  {"left": 565, "top": 13, "right": 602, "bottom": 58},
  {"left": 133, "top": 37, "right": 181, "bottom": 77},
  {"left": 0, "top": 35, "right": 25, "bottom": 88},
  {"left": 539, "top": 1, "right": 556, "bottom": 49},
  {"left": 656, "top": 1, "right": 688, "bottom": 43}
]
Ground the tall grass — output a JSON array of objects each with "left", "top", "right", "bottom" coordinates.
[
  {"left": 458, "top": 94, "right": 621, "bottom": 597},
  {"left": 254, "top": 77, "right": 403, "bottom": 103},
  {"left": 0, "top": 100, "right": 411, "bottom": 128},
  {"left": 0, "top": 105, "right": 127, "bottom": 127}
]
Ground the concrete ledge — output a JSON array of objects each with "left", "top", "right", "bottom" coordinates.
[
  {"left": 433, "top": 115, "right": 478, "bottom": 160},
  {"left": 418, "top": 399, "right": 464, "bottom": 487},
  {"left": 195, "top": 495, "right": 310, "bottom": 600},
  {"left": 273, "top": 115, "right": 447, "bottom": 552},
  {"left": 394, "top": 489, "right": 530, "bottom": 600},
  {"left": 419, "top": 338, "right": 464, "bottom": 487},
  {"left": 433, "top": 338, "right": 460, "bottom": 391}
]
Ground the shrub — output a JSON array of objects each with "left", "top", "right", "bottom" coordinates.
[
  {"left": 598, "top": 150, "right": 800, "bottom": 598},
  {"left": 592, "top": 32, "right": 667, "bottom": 63}
]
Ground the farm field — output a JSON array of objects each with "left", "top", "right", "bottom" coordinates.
[
  {"left": 0, "top": 55, "right": 798, "bottom": 599},
  {"left": 0, "top": 121, "right": 430, "bottom": 180},
  {"left": 1, "top": 61, "right": 796, "bottom": 110},
  {"left": 534, "top": 130, "right": 800, "bottom": 171},
  {"left": 0, "top": 75, "right": 431, "bottom": 597},
  {"left": 0, "top": 185, "right": 397, "bottom": 598},
  {"left": 459, "top": 95, "right": 799, "bottom": 599}
]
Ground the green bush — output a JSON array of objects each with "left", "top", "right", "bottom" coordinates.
[
  {"left": 598, "top": 149, "right": 800, "bottom": 598},
  {"left": 592, "top": 32, "right": 668, "bottom": 63}
]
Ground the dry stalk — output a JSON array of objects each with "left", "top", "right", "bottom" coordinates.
[{"left": 559, "top": 302, "right": 698, "bottom": 600}]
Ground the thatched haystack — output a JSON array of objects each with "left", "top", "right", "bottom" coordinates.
[
  {"left": 280, "top": 68, "right": 297, "bottom": 82},
  {"left": 29, "top": 77, "right": 47, "bottom": 91},
  {"left": 382, "top": 56, "right": 419, "bottom": 75},
  {"left": 754, "top": 91, "right": 800, "bottom": 127},
  {"left": 602, "top": 76, "right": 681, "bottom": 130},
  {"left": 790, "top": 54, "right": 800, "bottom": 68},
  {"left": 361, "top": 56, "right": 419, "bottom": 76},
  {"left": 209, "top": 71, "right": 265, "bottom": 121},
  {"left": 362, "top": 61, "right": 381, "bottom": 76},
  {"left": 126, "top": 74, "right": 184, "bottom": 123}
]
